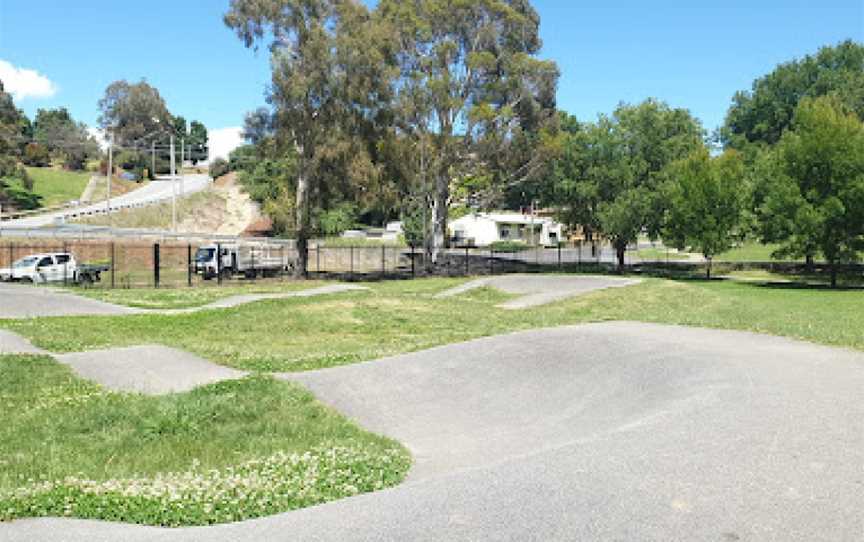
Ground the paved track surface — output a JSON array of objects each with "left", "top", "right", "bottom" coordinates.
[
  {"left": 0, "top": 283, "right": 139, "bottom": 317},
  {"left": 0, "top": 283, "right": 367, "bottom": 318},
  {"left": 436, "top": 273, "right": 640, "bottom": 308},
  {"left": 0, "top": 329, "right": 44, "bottom": 354},
  {"left": 55, "top": 345, "right": 247, "bottom": 394},
  {"left": 4, "top": 322, "right": 863, "bottom": 541}
]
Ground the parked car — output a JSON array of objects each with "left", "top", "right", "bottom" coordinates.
[{"left": 0, "top": 253, "right": 109, "bottom": 285}]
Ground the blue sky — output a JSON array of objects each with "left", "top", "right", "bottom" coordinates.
[{"left": 1, "top": 0, "right": 862, "bottom": 140}]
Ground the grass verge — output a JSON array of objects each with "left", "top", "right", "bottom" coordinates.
[{"left": 0, "top": 355, "right": 409, "bottom": 526}]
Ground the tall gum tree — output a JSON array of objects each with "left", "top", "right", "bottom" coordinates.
[
  {"left": 375, "top": 0, "right": 559, "bottom": 262},
  {"left": 225, "top": 0, "right": 392, "bottom": 276}
]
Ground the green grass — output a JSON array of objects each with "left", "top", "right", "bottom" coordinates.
[
  {"left": 70, "top": 280, "right": 326, "bottom": 309},
  {"left": 715, "top": 242, "right": 804, "bottom": 262},
  {"left": 5, "top": 277, "right": 863, "bottom": 373},
  {"left": 317, "top": 236, "right": 407, "bottom": 248},
  {"left": 24, "top": 167, "right": 91, "bottom": 207},
  {"left": 75, "top": 189, "right": 224, "bottom": 230},
  {"left": 0, "top": 355, "right": 409, "bottom": 526},
  {"left": 637, "top": 247, "right": 691, "bottom": 261},
  {"left": 1, "top": 275, "right": 863, "bottom": 526}
]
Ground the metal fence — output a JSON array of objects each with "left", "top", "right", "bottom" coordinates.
[
  {"left": 0, "top": 240, "right": 298, "bottom": 289},
  {"left": 2, "top": 238, "right": 857, "bottom": 289}
]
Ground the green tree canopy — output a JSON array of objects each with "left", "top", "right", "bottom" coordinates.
[
  {"left": 375, "top": 0, "right": 559, "bottom": 261},
  {"left": 225, "top": 0, "right": 394, "bottom": 274},
  {"left": 33, "top": 107, "right": 97, "bottom": 170},
  {"left": 756, "top": 95, "right": 864, "bottom": 287},
  {"left": 549, "top": 99, "right": 704, "bottom": 268},
  {"left": 723, "top": 40, "right": 864, "bottom": 150},
  {"left": 97, "top": 79, "right": 173, "bottom": 147},
  {"left": 663, "top": 148, "right": 746, "bottom": 278}
]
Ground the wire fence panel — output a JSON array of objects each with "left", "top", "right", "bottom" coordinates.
[{"left": 2, "top": 238, "right": 859, "bottom": 288}]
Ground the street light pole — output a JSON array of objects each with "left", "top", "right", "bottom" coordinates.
[
  {"left": 170, "top": 135, "right": 177, "bottom": 232},
  {"left": 107, "top": 131, "right": 114, "bottom": 229},
  {"left": 180, "top": 138, "right": 185, "bottom": 196}
]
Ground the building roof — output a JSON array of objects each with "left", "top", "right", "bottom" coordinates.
[{"left": 454, "top": 212, "right": 559, "bottom": 226}]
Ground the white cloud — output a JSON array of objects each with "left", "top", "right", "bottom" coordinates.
[
  {"left": 0, "top": 59, "right": 58, "bottom": 101},
  {"left": 208, "top": 127, "right": 244, "bottom": 162}
]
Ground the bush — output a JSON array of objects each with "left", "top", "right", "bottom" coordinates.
[
  {"left": 209, "top": 157, "right": 230, "bottom": 179},
  {"left": 316, "top": 203, "right": 358, "bottom": 236},
  {"left": 489, "top": 240, "right": 531, "bottom": 252},
  {"left": 22, "top": 142, "right": 50, "bottom": 167}
]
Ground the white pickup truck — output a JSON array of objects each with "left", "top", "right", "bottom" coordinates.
[{"left": 0, "top": 252, "right": 109, "bottom": 284}]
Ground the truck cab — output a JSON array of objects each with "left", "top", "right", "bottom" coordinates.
[
  {"left": 4, "top": 253, "right": 77, "bottom": 284},
  {"left": 194, "top": 244, "right": 234, "bottom": 279}
]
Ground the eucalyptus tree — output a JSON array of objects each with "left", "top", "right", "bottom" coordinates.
[
  {"left": 374, "top": 0, "right": 559, "bottom": 262},
  {"left": 225, "top": 0, "right": 394, "bottom": 275}
]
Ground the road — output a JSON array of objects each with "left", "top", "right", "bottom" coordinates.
[
  {"left": 3, "top": 322, "right": 863, "bottom": 541},
  {"left": 1, "top": 174, "right": 211, "bottom": 229}
]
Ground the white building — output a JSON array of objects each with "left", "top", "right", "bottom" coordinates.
[{"left": 449, "top": 212, "right": 565, "bottom": 247}]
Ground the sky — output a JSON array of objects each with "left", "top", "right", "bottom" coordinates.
[{"left": 1, "top": 0, "right": 862, "bottom": 159}]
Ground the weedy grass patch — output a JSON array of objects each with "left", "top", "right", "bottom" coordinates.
[{"left": 0, "top": 355, "right": 410, "bottom": 526}]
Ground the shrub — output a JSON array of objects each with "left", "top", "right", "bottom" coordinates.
[
  {"left": 22, "top": 142, "right": 50, "bottom": 167},
  {"left": 209, "top": 157, "right": 230, "bottom": 179},
  {"left": 489, "top": 240, "right": 531, "bottom": 252}
]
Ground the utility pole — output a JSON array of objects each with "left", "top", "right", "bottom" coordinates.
[
  {"left": 170, "top": 135, "right": 177, "bottom": 232},
  {"left": 107, "top": 131, "right": 114, "bottom": 229},
  {"left": 180, "top": 138, "right": 185, "bottom": 196}
]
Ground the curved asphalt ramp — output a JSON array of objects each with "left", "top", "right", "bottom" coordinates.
[
  {"left": 0, "top": 283, "right": 367, "bottom": 318},
  {"left": 5, "top": 322, "right": 863, "bottom": 541},
  {"left": 0, "top": 283, "right": 139, "bottom": 318},
  {"left": 436, "top": 274, "right": 640, "bottom": 308}
]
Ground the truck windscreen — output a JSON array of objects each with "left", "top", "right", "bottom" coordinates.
[{"left": 195, "top": 248, "right": 215, "bottom": 263}]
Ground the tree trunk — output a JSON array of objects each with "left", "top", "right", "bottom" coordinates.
[
  {"left": 805, "top": 253, "right": 815, "bottom": 272},
  {"left": 293, "top": 167, "right": 309, "bottom": 279},
  {"left": 430, "top": 172, "right": 449, "bottom": 265},
  {"left": 616, "top": 243, "right": 626, "bottom": 272},
  {"left": 706, "top": 257, "right": 712, "bottom": 280},
  {"left": 830, "top": 263, "right": 837, "bottom": 289}
]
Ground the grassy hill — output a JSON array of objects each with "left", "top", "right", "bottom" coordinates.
[{"left": 24, "top": 167, "right": 91, "bottom": 207}]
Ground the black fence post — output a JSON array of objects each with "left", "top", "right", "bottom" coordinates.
[
  {"left": 316, "top": 244, "right": 320, "bottom": 274},
  {"left": 187, "top": 244, "right": 192, "bottom": 287},
  {"left": 110, "top": 242, "right": 115, "bottom": 289},
  {"left": 350, "top": 245, "right": 354, "bottom": 280},
  {"left": 153, "top": 243, "right": 160, "bottom": 289},
  {"left": 464, "top": 246, "right": 469, "bottom": 276},
  {"left": 381, "top": 245, "right": 386, "bottom": 277},
  {"left": 558, "top": 243, "right": 562, "bottom": 270},
  {"left": 251, "top": 246, "right": 256, "bottom": 281},
  {"left": 489, "top": 249, "right": 494, "bottom": 275},
  {"left": 410, "top": 245, "right": 416, "bottom": 277},
  {"left": 216, "top": 242, "right": 222, "bottom": 285}
]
